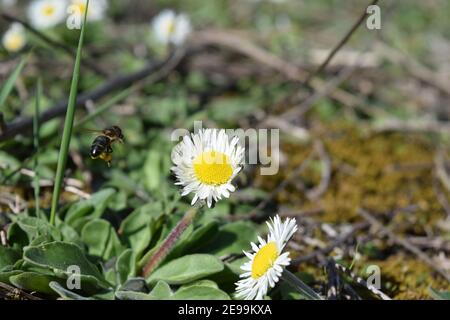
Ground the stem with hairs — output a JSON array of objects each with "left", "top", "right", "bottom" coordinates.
[
  {"left": 282, "top": 269, "right": 323, "bottom": 300},
  {"left": 49, "top": 1, "right": 89, "bottom": 226},
  {"left": 142, "top": 207, "right": 198, "bottom": 278}
]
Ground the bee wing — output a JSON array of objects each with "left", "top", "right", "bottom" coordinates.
[{"left": 80, "top": 128, "right": 105, "bottom": 135}]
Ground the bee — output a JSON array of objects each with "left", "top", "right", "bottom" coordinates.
[{"left": 88, "top": 126, "right": 124, "bottom": 167}]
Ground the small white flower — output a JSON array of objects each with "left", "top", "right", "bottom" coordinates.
[
  {"left": 171, "top": 128, "right": 244, "bottom": 208},
  {"left": 235, "top": 215, "right": 298, "bottom": 300},
  {"left": 2, "top": 23, "right": 26, "bottom": 53},
  {"left": 152, "top": 10, "right": 192, "bottom": 46},
  {"left": 68, "top": 0, "right": 107, "bottom": 22},
  {"left": 27, "top": 0, "right": 67, "bottom": 29}
]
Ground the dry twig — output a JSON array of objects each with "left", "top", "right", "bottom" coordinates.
[{"left": 358, "top": 208, "right": 450, "bottom": 283}]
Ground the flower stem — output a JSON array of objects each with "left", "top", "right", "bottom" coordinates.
[
  {"left": 282, "top": 269, "right": 323, "bottom": 300},
  {"left": 142, "top": 206, "right": 198, "bottom": 278}
]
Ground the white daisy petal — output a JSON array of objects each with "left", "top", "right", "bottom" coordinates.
[
  {"left": 28, "top": 0, "right": 67, "bottom": 29},
  {"left": 171, "top": 128, "right": 244, "bottom": 207},
  {"left": 152, "top": 9, "right": 192, "bottom": 46},
  {"left": 68, "top": 0, "right": 107, "bottom": 23},
  {"left": 235, "top": 214, "right": 299, "bottom": 300},
  {"left": 2, "top": 23, "right": 26, "bottom": 52}
]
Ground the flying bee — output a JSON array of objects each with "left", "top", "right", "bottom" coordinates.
[{"left": 87, "top": 126, "right": 124, "bottom": 167}]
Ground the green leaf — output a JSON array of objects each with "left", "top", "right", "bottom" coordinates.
[
  {"left": 148, "top": 254, "right": 224, "bottom": 285},
  {"left": 65, "top": 188, "right": 116, "bottom": 226},
  {"left": 204, "top": 221, "right": 258, "bottom": 256},
  {"left": 23, "top": 241, "right": 109, "bottom": 288},
  {"left": 0, "top": 247, "right": 21, "bottom": 270},
  {"left": 81, "top": 219, "right": 124, "bottom": 260},
  {"left": 116, "top": 280, "right": 174, "bottom": 300},
  {"left": 171, "top": 285, "right": 230, "bottom": 300},
  {"left": 58, "top": 222, "right": 82, "bottom": 246},
  {"left": 6, "top": 222, "right": 29, "bottom": 248},
  {"left": 119, "top": 202, "right": 164, "bottom": 257},
  {"left": 16, "top": 216, "right": 61, "bottom": 241},
  {"left": 429, "top": 287, "right": 450, "bottom": 300},
  {"left": 49, "top": 281, "right": 92, "bottom": 300},
  {"left": 64, "top": 202, "right": 94, "bottom": 226},
  {"left": 0, "top": 55, "right": 27, "bottom": 112},
  {"left": 0, "top": 270, "right": 22, "bottom": 285},
  {"left": 9, "top": 272, "right": 62, "bottom": 296},
  {"left": 148, "top": 280, "right": 173, "bottom": 299},
  {"left": 116, "top": 249, "right": 136, "bottom": 285},
  {"left": 180, "top": 280, "right": 219, "bottom": 290},
  {"left": 208, "top": 96, "right": 256, "bottom": 122},
  {"left": 143, "top": 149, "right": 162, "bottom": 192},
  {"left": 0, "top": 151, "right": 20, "bottom": 175},
  {"left": 115, "top": 290, "right": 155, "bottom": 300}
]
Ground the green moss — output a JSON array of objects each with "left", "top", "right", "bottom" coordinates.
[{"left": 256, "top": 123, "right": 450, "bottom": 298}]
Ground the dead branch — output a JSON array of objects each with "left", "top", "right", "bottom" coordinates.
[
  {"left": 302, "top": 0, "right": 380, "bottom": 86},
  {"left": 306, "top": 140, "right": 331, "bottom": 201},
  {"left": 332, "top": 259, "right": 392, "bottom": 300},
  {"left": 0, "top": 282, "right": 42, "bottom": 300},
  {"left": 358, "top": 208, "right": 450, "bottom": 283},
  {"left": 292, "top": 221, "right": 370, "bottom": 266},
  {"left": 0, "top": 48, "right": 186, "bottom": 141}
]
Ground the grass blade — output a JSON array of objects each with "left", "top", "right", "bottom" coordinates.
[
  {"left": 0, "top": 55, "right": 28, "bottom": 112},
  {"left": 49, "top": 1, "right": 89, "bottom": 225},
  {"left": 33, "top": 78, "right": 42, "bottom": 219}
]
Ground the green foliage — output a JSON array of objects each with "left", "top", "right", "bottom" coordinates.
[
  {"left": 147, "top": 254, "right": 224, "bottom": 285},
  {"left": 0, "top": 55, "right": 28, "bottom": 114},
  {"left": 2, "top": 0, "right": 445, "bottom": 302},
  {"left": 429, "top": 287, "right": 450, "bottom": 300}
]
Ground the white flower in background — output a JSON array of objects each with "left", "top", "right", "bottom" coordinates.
[
  {"left": 152, "top": 10, "right": 192, "bottom": 46},
  {"left": 171, "top": 128, "right": 244, "bottom": 208},
  {"left": 68, "top": 0, "right": 107, "bottom": 22},
  {"left": 2, "top": 23, "right": 26, "bottom": 52},
  {"left": 235, "top": 215, "right": 298, "bottom": 300},
  {"left": 28, "top": 0, "right": 67, "bottom": 29}
]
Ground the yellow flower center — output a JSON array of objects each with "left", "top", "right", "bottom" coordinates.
[
  {"left": 42, "top": 5, "right": 56, "bottom": 17},
  {"left": 75, "top": 2, "right": 87, "bottom": 14},
  {"left": 251, "top": 242, "right": 279, "bottom": 279},
  {"left": 5, "top": 34, "right": 24, "bottom": 52},
  {"left": 193, "top": 151, "right": 233, "bottom": 185},
  {"left": 166, "top": 21, "right": 176, "bottom": 35}
]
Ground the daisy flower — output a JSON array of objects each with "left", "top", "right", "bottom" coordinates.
[
  {"left": 235, "top": 215, "right": 298, "bottom": 300},
  {"left": 27, "top": 0, "right": 67, "bottom": 29},
  {"left": 2, "top": 23, "right": 26, "bottom": 53},
  {"left": 171, "top": 128, "right": 244, "bottom": 208},
  {"left": 152, "top": 9, "right": 192, "bottom": 46},
  {"left": 68, "top": 0, "right": 107, "bottom": 22}
]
